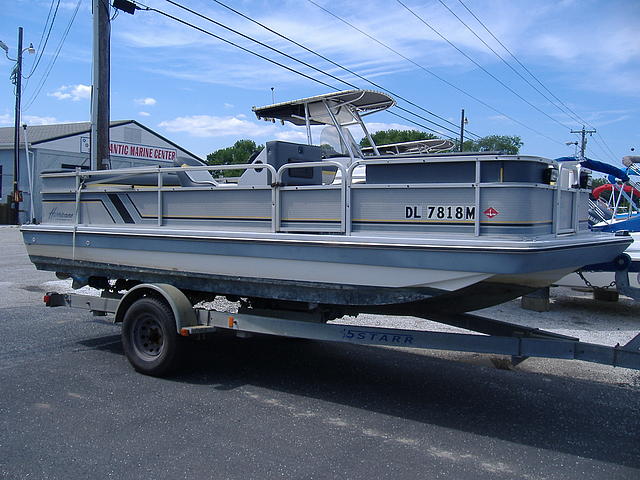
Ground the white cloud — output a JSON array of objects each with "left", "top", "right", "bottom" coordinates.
[
  {"left": 487, "top": 115, "right": 511, "bottom": 123},
  {"left": 0, "top": 113, "right": 58, "bottom": 126},
  {"left": 530, "top": 24, "right": 639, "bottom": 68},
  {"left": 138, "top": 111, "right": 151, "bottom": 117},
  {"left": 143, "top": 59, "right": 307, "bottom": 90},
  {"left": 158, "top": 115, "right": 276, "bottom": 138},
  {"left": 569, "top": 109, "right": 633, "bottom": 128},
  {"left": 135, "top": 97, "right": 157, "bottom": 106},
  {"left": 275, "top": 130, "right": 307, "bottom": 142},
  {"left": 48, "top": 84, "right": 91, "bottom": 101},
  {"left": 109, "top": 0, "right": 638, "bottom": 100},
  {"left": 23, "top": 115, "right": 58, "bottom": 125},
  {"left": 118, "top": 16, "right": 204, "bottom": 48}
]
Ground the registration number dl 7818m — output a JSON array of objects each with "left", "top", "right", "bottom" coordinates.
[{"left": 404, "top": 205, "right": 476, "bottom": 220}]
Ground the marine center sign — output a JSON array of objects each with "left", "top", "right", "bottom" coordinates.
[{"left": 80, "top": 137, "right": 177, "bottom": 161}]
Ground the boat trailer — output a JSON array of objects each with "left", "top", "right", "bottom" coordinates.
[{"left": 44, "top": 274, "right": 640, "bottom": 376}]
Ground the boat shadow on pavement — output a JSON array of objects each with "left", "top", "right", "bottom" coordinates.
[{"left": 81, "top": 331, "right": 640, "bottom": 469}]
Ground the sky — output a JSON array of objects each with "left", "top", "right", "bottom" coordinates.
[{"left": 1, "top": 0, "right": 638, "bottom": 165}]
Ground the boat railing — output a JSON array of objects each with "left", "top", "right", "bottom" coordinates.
[
  {"left": 275, "top": 161, "right": 347, "bottom": 233},
  {"left": 42, "top": 155, "right": 582, "bottom": 237},
  {"left": 611, "top": 179, "right": 640, "bottom": 221},
  {"left": 555, "top": 160, "right": 580, "bottom": 236},
  {"left": 347, "top": 156, "right": 581, "bottom": 237},
  {"left": 588, "top": 176, "right": 640, "bottom": 228},
  {"left": 44, "top": 163, "right": 277, "bottom": 229}
]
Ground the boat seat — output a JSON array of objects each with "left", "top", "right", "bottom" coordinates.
[
  {"left": 176, "top": 165, "right": 219, "bottom": 187},
  {"left": 172, "top": 156, "right": 219, "bottom": 187}
]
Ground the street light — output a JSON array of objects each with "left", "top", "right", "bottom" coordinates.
[
  {"left": 565, "top": 140, "right": 579, "bottom": 157},
  {"left": 0, "top": 40, "right": 34, "bottom": 60},
  {"left": 1, "top": 28, "right": 35, "bottom": 224},
  {"left": 459, "top": 109, "right": 468, "bottom": 152}
]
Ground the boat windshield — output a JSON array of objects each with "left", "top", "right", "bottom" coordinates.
[{"left": 319, "top": 125, "right": 362, "bottom": 158}]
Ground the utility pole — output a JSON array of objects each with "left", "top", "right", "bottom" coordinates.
[
  {"left": 91, "top": 0, "right": 111, "bottom": 170},
  {"left": 570, "top": 126, "right": 596, "bottom": 160},
  {"left": 12, "top": 27, "right": 24, "bottom": 224}
]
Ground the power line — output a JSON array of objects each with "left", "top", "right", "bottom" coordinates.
[
  {"left": 589, "top": 138, "right": 613, "bottom": 162},
  {"left": 164, "top": 1, "right": 355, "bottom": 90},
  {"left": 452, "top": 0, "right": 621, "bottom": 164},
  {"left": 152, "top": 1, "right": 463, "bottom": 139},
  {"left": 138, "top": 2, "right": 458, "bottom": 140},
  {"left": 387, "top": 110, "right": 455, "bottom": 139},
  {"left": 591, "top": 133, "right": 619, "bottom": 162},
  {"left": 209, "top": 0, "right": 478, "bottom": 138},
  {"left": 396, "top": 0, "right": 572, "bottom": 131},
  {"left": 24, "top": 0, "right": 62, "bottom": 80},
  {"left": 166, "top": 0, "right": 466, "bottom": 139},
  {"left": 437, "top": 0, "right": 583, "bottom": 127},
  {"left": 136, "top": 2, "right": 339, "bottom": 91},
  {"left": 141, "top": 2, "right": 460, "bottom": 140},
  {"left": 306, "top": 0, "right": 564, "bottom": 145},
  {"left": 454, "top": 0, "right": 620, "bottom": 163},
  {"left": 34, "top": 0, "right": 58, "bottom": 53},
  {"left": 595, "top": 132, "right": 620, "bottom": 162},
  {"left": 392, "top": 106, "right": 458, "bottom": 139},
  {"left": 455, "top": 0, "right": 588, "bottom": 127},
  {"left": 23, "top": 0, "right": 82, "bottom": 112}
]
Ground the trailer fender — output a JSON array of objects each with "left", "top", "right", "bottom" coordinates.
[{"left": 115, "top": 283, "right": 197, "bottom": 333}]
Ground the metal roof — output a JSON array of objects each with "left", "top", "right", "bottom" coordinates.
[
  {"left": 0, "top": 120, "right": 130, "bottom": 146},
  {"left": 0, "top": 120, "right": 202, "bottom": 161},
  {"left": 252, "top": 89, "right": 395, "bottom": 126}
]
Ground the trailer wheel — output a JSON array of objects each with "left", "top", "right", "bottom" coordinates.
[{"left": 121, "top": 296, "right": 182, "bottom": 376}]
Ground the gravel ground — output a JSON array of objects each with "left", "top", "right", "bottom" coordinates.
[{"left": 333, "top": 289, "right": 640, "bottom": 388}]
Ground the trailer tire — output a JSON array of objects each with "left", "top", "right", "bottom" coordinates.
[{"left": 121, "top": 296, "right": 183, "bottom": 376}]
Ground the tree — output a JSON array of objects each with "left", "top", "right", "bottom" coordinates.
[
  {"left": 591, "top": 177, "right": 609, "bottom": 189},
  {"left": 360, "top": 129, "right": 439, "bottom": 147},
  {"left": 359, "top": 130, "right": 523, "bottom": 155},
  {"left": 206, "top": 139, "right": 263, "bottom": 177},
  {"left": 460, "top": 135, "right": 523, "bottom": 154}
]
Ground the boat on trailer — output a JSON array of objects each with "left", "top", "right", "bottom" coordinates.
[
  {"left": 21, "top": 89, "right": 634, "bottom": 317},
  {"left": 555, "top": 156, "right": 640, "bottom": 293}
]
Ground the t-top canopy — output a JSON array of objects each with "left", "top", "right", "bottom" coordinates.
[{"left": 252, "top": 89, "right": 395, "bottom": 126}]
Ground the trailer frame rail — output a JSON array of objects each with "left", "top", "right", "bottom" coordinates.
[{"left": 45, "top": 291, "right": 640, "bottom": 371}]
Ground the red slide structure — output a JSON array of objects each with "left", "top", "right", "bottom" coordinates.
[{"left": 592, "top": 183, "right": 640, "bottom": 200}]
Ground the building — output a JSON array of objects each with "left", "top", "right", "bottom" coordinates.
[{"left": 0, "top": 120, "right": 202, "bottom": 224}]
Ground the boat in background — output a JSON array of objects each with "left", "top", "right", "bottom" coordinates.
[
  {"left": 555, "top": 156, "right": 640, "bottom": 293},
  {"left": 21, "top": 90, "right": 635, "bottom": 317}
]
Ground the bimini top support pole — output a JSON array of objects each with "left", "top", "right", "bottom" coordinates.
[
  {"left": 349, "top": 105, "right": 378, "bottom": 156},
  {"left": 322, "top": 99, "right": 355, "bottom": 163},
  {"left": 304, "top": 102, "right": 312, "bottom": 146}
]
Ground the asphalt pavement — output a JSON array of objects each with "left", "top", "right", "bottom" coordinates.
[{"left": 1, "top": 226, "right": 639, "bottom": 479}]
